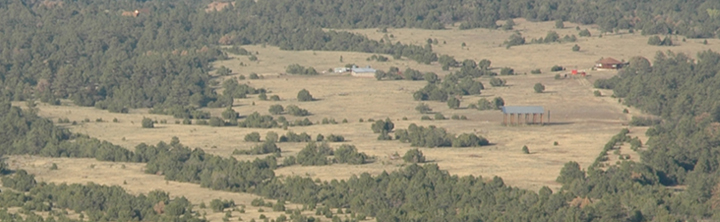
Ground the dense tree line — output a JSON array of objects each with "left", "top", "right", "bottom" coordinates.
[
  {"left": 0, "top": 170, "right": 202, "bottom": 222},
  {"left": 394, "top": 124, "right": 490, "bottom": 148}
]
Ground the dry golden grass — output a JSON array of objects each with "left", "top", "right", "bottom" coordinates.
[
  {"left": 17, "top": 20, "right": 720, "bottom": 217},
  {"left": 32, "top": 70, "right": 630, "bottom": 192},
  {"left": 3, "top": 155, "right": 326, "bottom": 222},
  {"left": 343, "top": 18, "right": 720, "bottom": 74}
]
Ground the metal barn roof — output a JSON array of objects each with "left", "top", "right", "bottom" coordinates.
[
  {"left": 501, "top": 106, "right": 544, "bottom": 114},
  {"left": 352, "top": 68, "right": 376, "bottom": 73}
]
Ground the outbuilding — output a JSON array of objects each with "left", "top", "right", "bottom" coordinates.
[
  {"left": 595, "top": 57, "right": 624, "bottom": 69},
  {"left": 501, "top": 106, "right": 546, "bottom": 125},
  {"left": 351, "top": 66, "right": 376, "bottom": 77}
]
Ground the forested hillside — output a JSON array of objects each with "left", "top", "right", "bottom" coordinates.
[
  {"left": 2, "top": 0, "right": 720, "bottom": 221},
  {"left": 1, "top": 0, "right": 719, "bottom": 111},
  {"left": 597, "top": 51, "right": 720, "bottom": 185}
]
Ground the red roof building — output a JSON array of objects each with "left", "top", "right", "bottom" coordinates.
[{"left": 595, "top": 57, "right": 624, "bottom": 69}]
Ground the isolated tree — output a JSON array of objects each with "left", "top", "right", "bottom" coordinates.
[
  {"left": 493, "top": 97, "right": 505, "bottom": 109},
  {"left": 500, "top": 67, "right": 515, "bottom": 75},
  {"left": 572, "top": 44, "right": 580, "bottom": 51},
  {"left": 534, "top": 83, "right": 546, "bottom": 93},
  {"left": 489, "top": 78, "right": 506, "bottom": 87},
  {"left": 522, "top": 145, "right": 530, "bottom": 154},
  {"left": 555, "top": 20, "right": 564, "bottom": 29},
  {"left": 415, "top": 103, "right": 433, "bottom": 114},
  {"left": 447, "top": 97, "right": 460, "bottom": 109},
  {"left": 579, "top": 29, "right": 592, "bottom": 37},
  {"left": 478, "top": 59, "right": 492, "bottom": 70},
  {"left": 244, "top": 132, "right": 261, "bottom": 142},
  {"left": 222, "top": 107, "right": 238, "bottom": 120},
  {"left": 142, "top": 117, "right": 154, "bottom": 128},
  {"left": 403, "top": 149, "right": 425, "bottom": 163},
  {"left": 504, "top": 32, "right": 525, "bottom": 48},
  {"left": 297, "top": 89, "right": 314, "bottom": 101},
  {"left": 268, "top": 104, "right": 284, "bottom": 115},
  {"left": 371, "top": 118, "right": 394, "bottom": 133},
  {"left": 544, "top": 31, "right": 560, "bottom": 43},
  {"left": 477, "top": 98, "right": 495, "bottom": 110}
]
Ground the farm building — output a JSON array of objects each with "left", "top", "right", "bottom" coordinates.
[
  {"left": 501, "top": 106, "right": 546, "bottom": 125},
  {"left": 595, "top": 57, "right": 624, "bottom": 69},
  {"left": 334, "top": 67, "right": 350, "bottom": 73},
  {"left": 351, "top": 66, "right": 376, "bottom": 77}
]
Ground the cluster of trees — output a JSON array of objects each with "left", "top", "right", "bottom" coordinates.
[
  {"left": 647, "top": 36, "right": 674, "bottom": 46},
  {"left": 269, "top": 104, "right": 310, "bottom": 116},
  {"left": 222, "top": 79, "right": 266, "bottom": 100},
  {"left": 374, "top": 67, "right": 438, "bottom": 81},
  {"left": 240, "top": 130, "right": 345, "bottom": 144},
  {"left": 447, "top": 59, "right": 495, "bottom": 77},
  {"left": 413, "top": 73, "right": 485, "bottom": 102},
  {"left": 528, "top": 31, "right": 577, "bottom": 44},
  {"left": 394, "top": 124, "right": 490, "bottom": 148},
  {"left": 472, "top": 97, "right": 505, "bottom": 111},
  {"left": 287, "top": 142, "right": 369, "bottom": 166},
  {"left": 285, "top": 64, "right": 319, "bottom": 75},
  {"left": 234, "top": 141, "right": 281, "bottom": 155}
]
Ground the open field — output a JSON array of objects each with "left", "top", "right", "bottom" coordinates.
[
  {"left": 31, "top": 68, "right": 633, "bottom": 192},
  {"left": 10, "top": 19, "right": 720, "bottom": 221},
  {"left": 4, "top": 155, "right": 321, "bottom": 222},
  {"left": 343, "top": 18, "right": 720, "bottom": 74}
]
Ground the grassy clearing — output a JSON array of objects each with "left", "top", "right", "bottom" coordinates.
[{"left": 19, "top": 19, "right": 720, "bottom": 202}]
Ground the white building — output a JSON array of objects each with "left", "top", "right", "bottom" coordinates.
[{"left": 350, "top": 66, "right": 376, "bottom": 77}]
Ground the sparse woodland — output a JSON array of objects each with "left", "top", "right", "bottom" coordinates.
[{"left": 1, "top": 0, "right": 720, "bottom": 221}]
